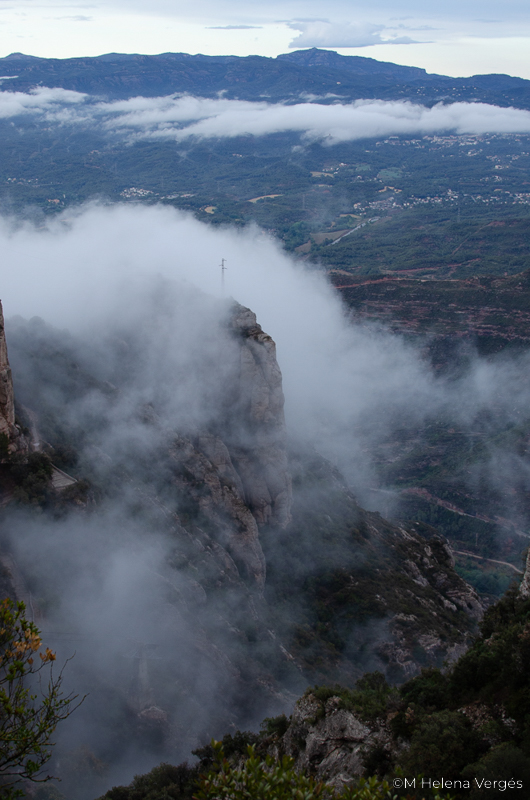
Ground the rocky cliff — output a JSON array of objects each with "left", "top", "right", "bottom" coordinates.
[
  {"left": 228, "top": 304, "right": 291, "bottom": 530},
  {"left": 0, "top": 294, "right": 488, "bottom": 778},
  {"left": 166, "top": 304, "right": 292, "bottom": 592},
  {"left": 253, "top": 579, "right": 530, "bottom": 794},
  {"left": 0, "top": 300, "right": 15, "bottom": 442},
  {"left": 519, "top": 548, "right": 530, "bottom": 598}
]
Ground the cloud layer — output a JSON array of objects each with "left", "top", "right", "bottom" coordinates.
[
  {"left": 287, "top": 20, "right": 419, "bottom": 49},
  {"left": 3, "top": 86, "right": 530, "bottom": 144},
  {"left": 2, "top": 201, "right": 530, "bottom": 492},
  {"left": 0, "top": 86, "right": 87, "bottom": 119}
]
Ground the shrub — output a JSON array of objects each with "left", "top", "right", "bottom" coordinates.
[
  {"left": 0, "top": 599, "right": 80, "bottom": 799},
  {"left": 260, "top": 713, "right": 290, "bottom": 738},
  {"left": 400, "top": 710, "right": 486, "bottom": 779},
  {"left": 99, "top": 762, "right": 199, "bottom": 800},
  {"left": 193, "top": 742, "right": 454, "bottom": 800}
]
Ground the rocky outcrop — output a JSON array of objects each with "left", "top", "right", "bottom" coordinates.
[
  {"left": 161, "top": 303, "right": 292, "bottom": 592},
  {"left": 519, "top": 548, "right": 530, "bottom": 598},
  {"left": 0, "top": 300, "right": 15, "bottom": 442},
  {"left": 2, "top": 296, "right": 487, "bottom": 751},
  {"left": 378, "top": 527, "right": 483, "bottom": 678},
  {"left": 264, "top": 446, "right": 484, "bottom": 685},
  {"left": 169, "top": 433, "right": 267, "bottom": 590},
  {"left": 227, "top": 304, "right": 292, "bottom": 529},
  {"left": 281, "top": 694, "right": 378, "bottom": 786},
  {"left": 263, "top": 691, "right": 397, "bottom": 789}
]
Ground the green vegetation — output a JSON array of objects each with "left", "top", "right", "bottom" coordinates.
[
  {"left": 98, "top": 588, "right": 530, "bottom": 800},
  {"left": 99, "top": 742, "right": 454, "bottom": 800},
  {"left": 97, "top": 763, "right": 199, "bottom": 800},
  {"left": 0, "top": 600, "right": 79, "bottom": 799},
  {"left": 315, "top": 208, "right": 530, "bottom": 277},
  {"left": 307, "top": 673, "right": 398, "bottom": 722},
  {"left": 454, "top": 562, "right": 512, "bottom": 598},
  {"left": 260, "top": 713, "right": 290, "bottom": 738},
  {"left": 9, "top": 452, "right": 53, "bottom": 506},
  {"left": 2, "top": 112, "right": 530, "bottom": 282},
  {"left": 193, "top": 742, "right": 452, "bottom": 800},
  {"left": 376, "top": 590, "right": 530, "bottom": 793}
]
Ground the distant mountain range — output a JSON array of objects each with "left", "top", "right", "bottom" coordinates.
[{"left": 1, "top": 48, "right": 530, "bottom": 108}]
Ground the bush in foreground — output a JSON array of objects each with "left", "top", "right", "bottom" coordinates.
[
  {"left": 0, "top": 599, "right": 80, "bottom": 799},
  {"left": 192, "top": 742, "right": 453, "bottom": 800}
]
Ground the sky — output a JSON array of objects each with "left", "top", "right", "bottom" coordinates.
[{"left": 0, "top": 0, "right": 529, "bottom": 80}]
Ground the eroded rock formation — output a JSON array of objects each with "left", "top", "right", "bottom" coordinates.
[
  {"left": 1, "top": 295, "right": 488, "bottom": 747},
  {"left": 0, "top": 300, "right": 15, "bottom": 441},
  {"left": 519, "top": 548, "right": 530, "bottom": 598},
  {"left": 163, "top": 302, "right": 292, "bottom": 592},
  {"left": 227, "top": 303, "right": 292, "bottom": 530},
  {"left": 169, "top": 433, "right": 267, "bottom": 590},
  {"left": 266, "top": 692, "right": 388, "bottom": 788}
]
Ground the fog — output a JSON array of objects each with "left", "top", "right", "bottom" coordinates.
[
  {"left": 3, "top": 85, "right": 530, "bottom": 143},
  {"left": 0, "top": 86, "right": 87, "bottom": 118},
  {"left": 2, "top": 202, "right": 530, "bottom": 795},
  {"left": 2, "top": 201, "right": 530, "bottom": 484},
  {"left": 109, "top": 98, "right": 530, "bottom": 144}
]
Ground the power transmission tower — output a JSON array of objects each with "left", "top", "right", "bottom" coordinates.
[{"left": 220, "top": 258, "right": 227, "bottom": 293}]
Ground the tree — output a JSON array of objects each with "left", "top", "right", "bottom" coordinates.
[
  {"left": 193, "top": 742, "right": 330, "bottom": 800},
  {"left": 0, "top": 598, "right": 80, "bottom": 798},
  {"left": 192, "top": 742, "right": 455, "bottom": 800}
]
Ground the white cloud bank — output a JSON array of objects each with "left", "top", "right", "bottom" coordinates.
[
  {"left": 0, "top": 86, "right": 86, "bottom": 119},
  {"left": 2, "top": 87, "right": 530, "bottom": 143},
  {"left": 287, "top": 20, "right": 419, "bottom": 49},
  {"left": 2, "top": 201, "right": 530, "bottom": 494},
  {"left": 109, "top": 97, "right": 530, "bottom": 143}
]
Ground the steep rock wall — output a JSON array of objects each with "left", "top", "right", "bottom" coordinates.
[
  {"left": 227, "top": 304, "right": 292, "bottom": 530},
  {"left": 0, "top": 300, "right": 15, "bottom": 441},
  {"left": 2, "top": 298, "right": 487, "bottom": 719},
  {"left": 519, "top": 548, "right": 530, "bottom": 598},
  {"left": 163, "top": 302, "right": 292, "bottom": 592}
]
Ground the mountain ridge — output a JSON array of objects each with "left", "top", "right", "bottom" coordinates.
[{"left": 0, "top": 48, "right": 529, "bottom": 108}]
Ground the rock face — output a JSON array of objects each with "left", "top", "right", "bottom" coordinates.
[
  {"left": 0, "top": 300, "right": 15, "bottom": 441},
  {"left": 1, "top": 295, "right": 488, "bottom": 761},
  {"left": 165, "top": 303, "right": 292, "bottom": 592},
  {"left": 264, "top": 691, "right": 397, "bottom": 789},
  {"left": 227, "top": 304, "right": 292, "bottom": 530},
  {"left": 519, "top": 548, "right": 530, "bottom": 598},
  {"left": 281, "top": 694, "right": 377, "bottom": 786},
  {"left": 169, "top": 433, "right": 267, "bottom": 590}
]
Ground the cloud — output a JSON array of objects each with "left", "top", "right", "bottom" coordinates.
[
  {"left": 206, "top": 24, "right": 262, "bottom": 29},
  {"left": 3, "top": 86, "right": 530, "bottom": 143},
  {"left": 53, "top": 14, "right": 93, "bottom": 21},
  {"left": 2, "top": 201, "right": 530, "bottom": 479},
  {"left": 0, "top": 85, "right": 86, "bottom": 118},
  {"left": 98, "top": 96, "right": 530, "bottom": 144},
  {"left": 287, "top": 20, "right": 419, "bottom": 48}
]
